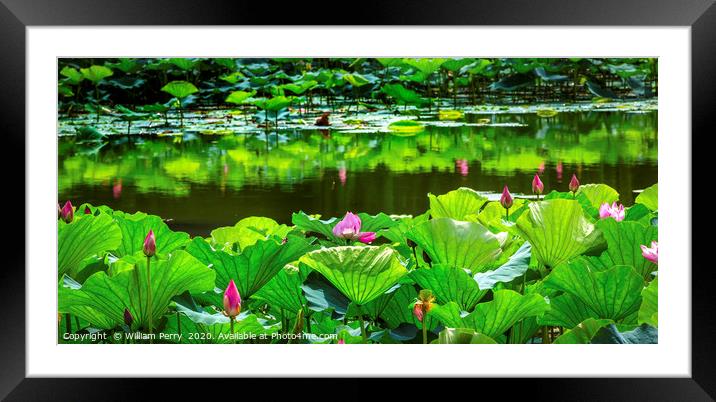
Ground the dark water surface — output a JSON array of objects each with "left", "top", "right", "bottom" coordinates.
[{"left": 58, "top": 110, "right": 657, "bottom": 236}]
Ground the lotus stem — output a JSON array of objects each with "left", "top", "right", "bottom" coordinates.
[
  {"left": 505, "top": 207, "right": 510, "bottom": 220},
  {"left": 146, "top": 255, "right": 153, "bottom": 343},
  {"left": 230, "top": 316, "right": 235, "bottom": 341},
  {"left": 357, "top": 306, "right": 367, "bottom": 342},
  {"left": 422, "top": 320, "right": 428, "bottom": 344},
  {"left": 65, "top": 313, "right": 72, "bottom": 335}
]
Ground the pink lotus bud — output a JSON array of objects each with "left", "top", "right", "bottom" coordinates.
[
  {"left": 142, "top": 230, "right": 156, "bottom": 257},
  {"left": 599, "top": 202, "right": 611, "bottom": 219},
  {"left": 338, "top": 339, "right": 345, "bottom": 344},
  {"left": 532, "top": 174, "right": 544, "bottom": 195},
  {"left": 123, "top": 308, "right": 134, "bottom": 326},
  {"left": 500, "top": 185, "right": 513, "bottom": 210},
  {"left": 569, "top": 174, "right": 580, "bottom": 193},
  {"left": 60, "top": 201, "right": 74, "bottom": 223},
  {"left": 84, "top": 206, "right": 92, "bottom": 214},
  {"left": 223, "top": 279, "right": 242, "bottom": 318},
  {"left": 456, "top": 159, "right": 469, "bottom": 176},
  {"left": 640, "top": 241, "right": 658, "bottom": 264},
  {"left": 113, "top": 179, "right": 123, "bottom": 199},
  {"left": 332, "top": 212, "right": 362, "bottom": 240}
]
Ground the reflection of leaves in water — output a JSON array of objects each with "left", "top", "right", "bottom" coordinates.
[{"left": 58, "top": 109, "right": 657, "bottom": 198}]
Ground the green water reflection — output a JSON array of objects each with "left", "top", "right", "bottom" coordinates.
[{"left": 58, "top": 110, "right": 657, "bottom": 236}]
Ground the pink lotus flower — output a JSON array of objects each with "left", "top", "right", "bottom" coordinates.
[
  {"left": 223, "top": 279, "right": 242, "bottom": 318},
  {"left": 500, "top": 185, "right": 513, "bottom": 210},
  {"left": 599, "top": 202, "right": 625, "bottom": 222},
  {"left": 143, "top": 230, "right": 156, "bottom": 257},
  {"left": 569, "top": 174, "right": 580, "bottom": 193},
  {"left": 332, "top": 212, "right": 376, "bottom": 244},
  {"left": 338, "top": 339, "right": 345, "bottom": 344},
  {"left": 641, "top": 241, "right": 658, "bottom": 264},
  {"left": 532, "top": 174, "right": 544, "bottom": 196},
  {"left": 60, "top": 201, "right": 74, "bottom": 223}
]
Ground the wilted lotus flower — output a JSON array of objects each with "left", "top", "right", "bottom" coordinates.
[
  {"left": 532, "top": 174, "right": 544, "bottom": 197},
  {"left": 60, "top": 201, "right": 74, "bottom": 223},
  {"left": 332, "top": 212, "right": 376, "bottom": 244},
  {"left": 142, "top": 230, "right": 156, "bottom": 257},
  {"left": 413, "top": 289, "right": 436, "bottom": 323},
  {"left": 569, "top": 174, "right": 580, "bottom": 194},
  {"left": 641, "top": 241, "right": 658, "bottom": 264},
  {"left": 599, "top": 202, "right": 625, "bottom": 222},
  {"left": 123, "top": 308, "right": 134, "bottom": 327},
  {"left": 500, "top": 185, "right": 513, "bottom": 210},
  {"left": 222, "top": 279, "right": 242, "bottom": 318}
]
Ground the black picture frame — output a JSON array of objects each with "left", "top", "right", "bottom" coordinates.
[{"left": 2, "top": 0, "right": 713, "bottom": 399}]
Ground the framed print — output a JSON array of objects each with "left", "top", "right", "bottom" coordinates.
[{"left": 2, "top": 0, "right": 715, "bottom": 399}]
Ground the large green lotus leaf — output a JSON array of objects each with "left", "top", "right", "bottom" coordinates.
[
  {"left": 512, "top": 199, "right": 604, "bottom": 268},
  {"left": 474, "top": 199, "right": 527, "bottom": 229},
  {"left": 544, "top": 260, "right": 644, "bottom": 322},
  {"left": 381, "top": 83, "right": 427, "bottom": 105},
  {"left": 553, "top": 318, "right": 613, "bottom": 344},
  {"left": 544, "top": 190, "right": 600, "bottom": 218},
  {"left": 59, "top": 276, "right": 116, "bottom": 329},
  {"left": 58, "top": 213, "right": 122, "bottom": 278},
  {"left": 161, "top": 80, "right": 199, "bottom": 99},
  {"left": 113, "top": 212, "right": 190, "bottom": 257},
  {"left": 437, "top": 328, "right": 498, "bottom": 344},
  {"left": 635, "top": 183, "right": 658, "bottom": 211},
  {"left": 225, "top": 90, "right": 256, "bottom": 105},
  {"left": 186, "top": 235, "right": 315, "bottom": 299},
  {"left": 402, "top": 58, "right": 447, "bottom": 75},
  {"left": 429, "top": 290, "right": 549, "bottom": 339},
  {"left": 291, "top": 212, "right": 338, "bottom": 239},
  {"left": 638, "top": 277, "right": 658, "bottom": 327},
  {"left": 474, "top": 241, "right": 531, "bottom": 290},
  {"left": 299, "top": 246, "right": 408, "bottom": 305},
  {"left": 590, "top": 219, "right": 658, "bottom": 279},
  {"left": 253, "top": 265, "right": 309, "bottom": 314},
  {"left": 80, "top": 65, "right": 113, "bottom": 83},
  {"left": 343, "top": 73, "right": 371, "bottom": 87},
  {"left": 576, "top": 183, "right": 619, "bottom": 209},
  {"left": 509, "top": 317, "right": 540, "bottom": 344},
  {"left": 59, "top": 250, "right": 215, "bottom": 330},
  {"left": 210, "top": 216, "right": 290, "bottom": 252},
  {"left": 538, "top": 293, "right": 596, "bottom": 328},
  {"left": 429, "top": 187, "right": 488, "bottom": 221},
  {"left": 407, "top": 218, "right": 502, "bottom": 273},
  {"left": 410, "top": 264, "right": 486, "bottom": 311}
]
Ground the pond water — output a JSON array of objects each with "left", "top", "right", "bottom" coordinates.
[{"left": 58, "top": 109, "right": 657, "bottom": 236}]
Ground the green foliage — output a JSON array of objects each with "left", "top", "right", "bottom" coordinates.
[{"left": 161, "top": 80, "right": 199, "bottom": 99}]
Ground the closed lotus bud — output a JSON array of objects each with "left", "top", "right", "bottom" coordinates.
[
  {"left": 422, "top": 250, "right": 432, "bottom": 265},
  {"left": 142, "top": 230, "right": 156, "bottom": 257},
  {"left": 532, "top": 174, "right": 544, "bottom": 195},
  {"left": 500, "top": 185, "right": 513, "bottom": 210},
  {"left": 338, "top": 339, "right": 345, "bottom": 344},
  {"left": 123, "top": 308, "right": 134, "bottom": 326},
  {"left": 60, "top": 201, "right": 74, "bottom": 223},
  {"left": 406, "top": 238, "right": 417, "bottom": 248},
  {"left": 569, "top": 174, "right": 580, "bottom": 193},
  {"left": 84, "top": 206, "right": 92, "bottom": 214},
  {"left": 223, "top": 279, "right": 242, "bottom": 318}
]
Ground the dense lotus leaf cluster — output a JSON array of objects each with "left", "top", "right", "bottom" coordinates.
[{"left": 57, "top": 182, "right": 658, "bottom": 344}]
